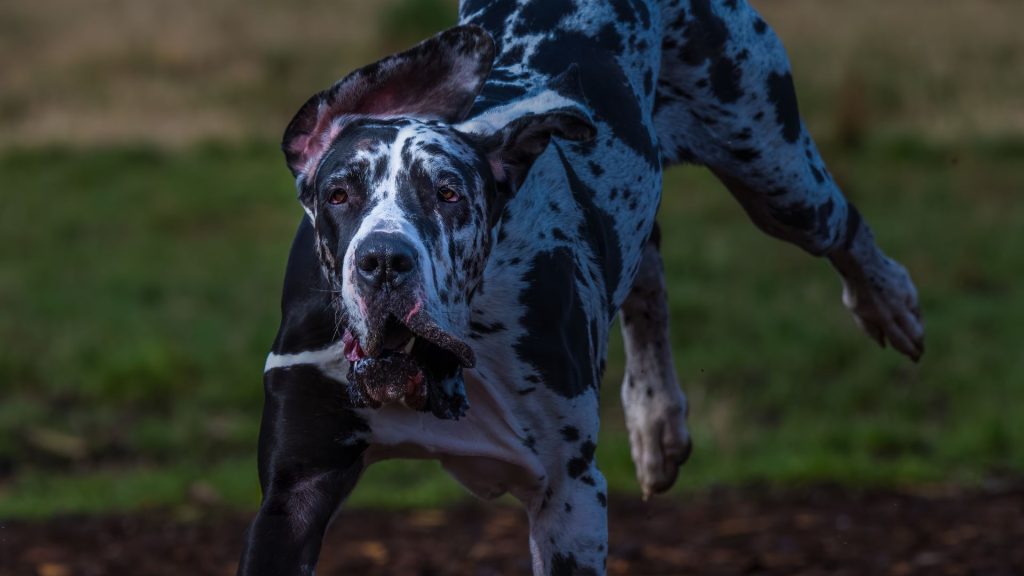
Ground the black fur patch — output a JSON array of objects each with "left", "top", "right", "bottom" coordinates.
[
  {"left": 566, "top": 440, "right": 597, "bottom": 479},
  {"left": 515, "top": 249, "right": 594, "bottom": 398},
  {"left": 556, "top": 146, "right": 623, "bottom": 320},
  {"left": 551, "top": 553, "right": 579, "bottom": 576},
  {"left": 516, "top": 0, "right": 577, "bottom": 34},
  {"left": 679, "top": 0, "right": 729, "bottom": 67},
  {"left": 709, "top": 56, "right": 744, "bottom": 103},
  {"left": 530, "top": 33, "right": 659, "bottom": 169},
  {"left": 766, "top": 71, "right": 801, "bottom": 143}
]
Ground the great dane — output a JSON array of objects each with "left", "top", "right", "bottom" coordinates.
[{"left": 238, "top": 1, "right": 924, "bottom": 574}]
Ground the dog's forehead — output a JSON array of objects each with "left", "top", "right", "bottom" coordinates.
[{"left": 316, "top": 119, "right": 480, "bottom": 186}]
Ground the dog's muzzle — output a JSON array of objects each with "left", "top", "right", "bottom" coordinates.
[{"left": 344, "top": 233, "right": 475, "bottom": 420}]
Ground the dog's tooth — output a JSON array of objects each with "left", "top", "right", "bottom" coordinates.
[{"left": 404, "top": 337, "right": 416, "bottom": 354}]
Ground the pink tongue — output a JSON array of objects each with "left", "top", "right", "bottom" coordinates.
[{"left": 342, "top": 332, "right": 364, "bottom": 362}]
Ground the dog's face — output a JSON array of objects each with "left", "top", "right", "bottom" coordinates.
[{"left": 282, "top": 26, "right": 594, "bottom": 418}]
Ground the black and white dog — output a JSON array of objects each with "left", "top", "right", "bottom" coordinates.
[{"left": 238, "top": 1, "right": 924, "bottom": 574}]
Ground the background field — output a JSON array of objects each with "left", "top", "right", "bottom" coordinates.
[{"left": 1, "top": 0, "right": 1022, "bottom": 522}]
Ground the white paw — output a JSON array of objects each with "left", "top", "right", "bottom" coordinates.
[
  {"left": 622, "top": 386, "right": 692, "bottom": 499},
  {"left": 841, "top": 254, "right": 925, "bottom": 362}
]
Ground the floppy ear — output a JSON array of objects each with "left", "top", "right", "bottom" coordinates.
[
  {"left": 456, "top": 66, "right": 597, "bottom": 190},
  {"left": 283, "top": 25, "right": 495, "bottom": 180}
]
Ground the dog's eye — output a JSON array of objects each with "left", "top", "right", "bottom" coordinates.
[
  {"left": 437, "top": 186, "right": 460, "bottom": 203},
  {"left": 328, "top": 188, "right": 348, "bottom": 205}
]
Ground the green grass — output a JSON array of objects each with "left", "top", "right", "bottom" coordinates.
[{"left": 1, "top": 137, "right": 1022, "bottom": 519}]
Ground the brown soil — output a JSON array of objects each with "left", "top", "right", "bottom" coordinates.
[{"left": 3, "top": 485, "right": 1023, "bottom": 576}]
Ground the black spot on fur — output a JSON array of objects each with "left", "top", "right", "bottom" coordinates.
[
  {"left": 567, "top": 440, "right": 597, "bottom": 479},
  {"left": 540, "top": 486, "right": 553, "bottom": 511},
  {"left": 733, "top": 127, "right": 753, "bottom": 141},
  {"left": 516, "top": 249, "right": 595, "bottom": 399},
  {"left": 771, "top": 203, "right": 815, "bottom": 233},
  {"left": 841, "top": 204, "right": 863, "bottom": 250},
  {"left": 754, "top": 18, "right": 768, "bottom": 34},
  {"left": 530, "top": 32, "right": 659, "bottom": 168},
  {"left": 767, "top": 71, "right": 802, "bottom": 143},
  {"left": 515, "top": 0, "right": 576, "bottom": 33},
  {"left": 461, "top": 0, "right": 516, "bottom": 42},
  {"left": 523, "top": 434, "right": 538, "bottom": 454},
  {"left": 556, "top": 146, "right": 623, "bottom": 320},
  {"left": 561, "top": 426, "right": 580, "bottom": 442},
  {"left": 567, "top": 457, "right": 588, "bottom": 478},
  {"left": 817, "top": 198, "right": 836, "bottom": 236},
  {"left": 580, "top": 440, "right": 596, "bottom": 462},
  {"left": 611, "top": 0, "right": 650, "bottom": 28},
  {"left": 596, "top": 491, "right": 607, "bottom": 507},
  {"left": 596, "top": 22, "right": 625, "bottom": 54},
  {"left": 729, "top": 147, "right": 761, "bottom": 162},
  {"left": 471, "top": 68, "right": 530, "bottom": 115},
  {"left": 680, "top": 0, "right": 729, "bottom": 67},
  {"left": 710, "top": 56, "right": 744, "bottom": 103},
  {"left": 552, "top": 553, "right": 579, "bottom": 576},
  {"left": 810, "top": 164, "right": 825, "bottom": 184}
]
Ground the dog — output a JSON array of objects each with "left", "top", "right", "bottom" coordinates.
[{"left": 238, "top": 1, "right": 924, "bottom": 574}]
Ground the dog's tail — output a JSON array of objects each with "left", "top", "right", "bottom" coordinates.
[{"left": 652, "top": 0, "right": 855, "bottom": 256}]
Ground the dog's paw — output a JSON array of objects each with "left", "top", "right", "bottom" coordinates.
[
  {"left": 622, "top": 386, "right": 692, "bottom": 499},
  {"left": 838, "top": 252, "right": 924, "bottom": 362}
]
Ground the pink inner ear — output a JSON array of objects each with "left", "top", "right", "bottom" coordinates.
[
  {"left": 288, "top": 133, "right": 316, "bottom": 166},
  {"left": 290, "top": 105, "right": 355, "bottom": 178}
]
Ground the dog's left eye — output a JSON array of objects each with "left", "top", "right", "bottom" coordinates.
[
  {"left": 437, "top": 186, "right": 460, "bottom": 203},
  {"left": 328, "top": 188, "right": 348, "bottom": 205}
]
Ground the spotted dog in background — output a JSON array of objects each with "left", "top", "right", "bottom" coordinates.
[{"left": 238, "top": 1, "right": 924, "bottom": 574}]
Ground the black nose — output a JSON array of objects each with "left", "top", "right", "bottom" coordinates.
[{"left": 355, "top": 233, "right": 418, "bottom": 291}]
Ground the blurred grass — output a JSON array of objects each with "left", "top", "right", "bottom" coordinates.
[{"left": 1, "top": 136, "right": 1022, "bottom": 518}]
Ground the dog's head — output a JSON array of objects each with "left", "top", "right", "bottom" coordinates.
[{"left": 282, "top": 26, "right": 595, "bottom": 418}]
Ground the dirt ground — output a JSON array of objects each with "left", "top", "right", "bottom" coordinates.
[{"left": 3, "top": 484, "right": 1023, "bottom": 576}]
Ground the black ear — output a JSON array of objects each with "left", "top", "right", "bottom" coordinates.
[
  {"left": 456, "top": 66, "right": 597, "bottom": 189},
  {"left": 283, "top": 25, "right": 495, "bottom": 180}
]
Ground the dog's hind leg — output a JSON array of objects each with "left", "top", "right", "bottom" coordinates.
[
  {"left": 653, "top": 0, "right": 923, "bottom": 360},
  {"left": 620, "top": 223, "right": 692, "bottom": 498},
  {"left": 237, "top": 366, "right": 368, "bottom": 576}
]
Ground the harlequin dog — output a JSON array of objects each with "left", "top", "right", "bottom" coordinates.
[{"left": 238, "top": 1, "right": 924, "bottom": 574}]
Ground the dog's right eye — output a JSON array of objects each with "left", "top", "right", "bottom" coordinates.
[
  {"left": 328, "top": 188, "right": 348, "bottom": 205},
  {"left": 437, "top": 185, "right": 461, "bottom": 203}
]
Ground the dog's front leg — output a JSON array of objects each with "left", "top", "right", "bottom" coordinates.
[
  {"left": 524, "top": 435, "right": 609, "bottom": 576},
  {"left": 620, "top": 224, "right": 692, "bottom": 499},
  {"left": 237, "top": 365, "right": 368, "bottom": 576}
]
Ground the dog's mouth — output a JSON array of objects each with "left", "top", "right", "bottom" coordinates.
[{"left": 342, "top": 306, "right": 474, "bottom": 420}]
